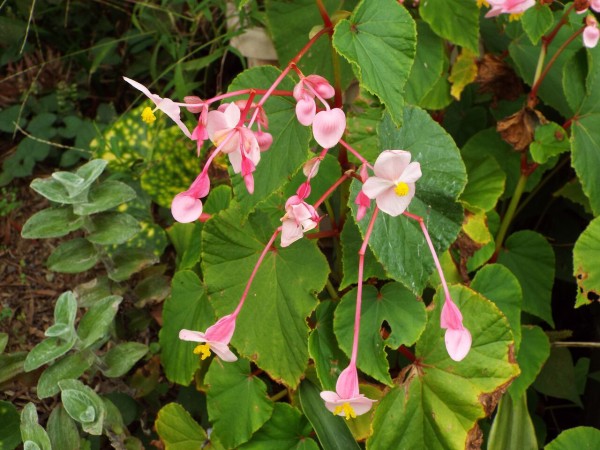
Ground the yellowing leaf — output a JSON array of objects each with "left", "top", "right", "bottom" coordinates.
[{"left": 449, "top": 48, "right": 478, "bottom": 100}]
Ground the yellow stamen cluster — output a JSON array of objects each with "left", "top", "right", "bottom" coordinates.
[
  {"left": 142, "top": 106, "right": 157, "bottom": 124},
  {"left": 476, "top": 0, "right": 489, "bottom": 7},
  {"left": 509, "top": 13, "right": 524, "bottom": 22},
  {"left": 193, "top": 343, "right": 212, "bottom": 360},
  {"left": 394, "top": 182, "right": 409, "bottom": 197},
  {"left": 333, "top": 402, "right": 356, "bottom": 420}
]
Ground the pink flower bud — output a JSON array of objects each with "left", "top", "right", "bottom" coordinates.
[
  {"left": 296, "top": 181, "right": 311, "bottom": 200},
  {"left": 255, "top": 130, "right": 273, "bottom": 152},
  {"left": 312, "top": 108, "right": 346, "bottom": 148}
]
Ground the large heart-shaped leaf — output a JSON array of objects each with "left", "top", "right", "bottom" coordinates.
[
  {"left": 352, "top": 107, "right": 466, "bottom": 294},
  {"left": 367, "top": 285, "right": 519, "bottom": 449},
  {"left": 333, "top": 0, "right": 416, "bottom": 126},
  {"left": 202, "top": 206, "right": 329, "bottom": 387},
  {"left": 419, "top": 0, "right": 479, "bottom": 53}
]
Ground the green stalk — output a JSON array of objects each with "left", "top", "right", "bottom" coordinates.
[{"left": 495, "top": 173, "right": 529, "bottom": 254}]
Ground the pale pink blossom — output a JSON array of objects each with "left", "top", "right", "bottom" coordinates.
[
  {"left": 123, "top": 77, "right": 192, "bottom": 139},
  {"left": 206, "top": 103, "right": 261, "bottom": 174},
  {"left": 593, "top": 0, "right": 600, "bottom": 12},
  {"left": 362, "top": 150, "right": 422, "bottom": 217},
  {"left": 484, "top": 0, "right": 535, "bottom": 18},
  {"left": 584, "top": 16, "right": 600, "bottom": 48},
  {"left": 171, "top": 171, "right": 210, "bottom": 223},
  {"left": 280, "top": 195, "right": 319, "bottom": 247},
  {"left": 320, "top": 364, "right": 376, "bottom": 419},
  {"left": 179, "top": 314, "right": 237, "bottom": 362},
  {"left": 440, "top": 297, "right": 472, "bottom": 362},
  {"left": 293, "top": 75, "right": 335, "bottom": 126},
  {"left": 312, "top": 108, "right": 346, "bottom": 149}
]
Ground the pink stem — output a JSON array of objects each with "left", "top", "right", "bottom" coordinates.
[
  {"left": 403, "top": 211, "right": 451, "bottom": 301},
  {"left": 207, "top": 89, "right": 292, "bottom": 105},
  {"left": 339, "top": 139, "right": 374, "bottom": 169},
  {"left": 232, "top": 227, "right": 282, "bottom": 318},
  {"left": 351, "top": 206, "right": 379, "bottom": 365},
  {"left": 313, "top": 171, "right": 352, "bottom": 209}
]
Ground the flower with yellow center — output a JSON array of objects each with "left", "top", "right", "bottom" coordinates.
[
  {"left": 320, "top": 363, "right": 376, "bottom": 420},
  {"left": 193, "top": 343, "right": 212, "bottom": 360},
  {"left": 333, "top": 403, "right": 357, "bottom": 420},
  {"left": 179, "top": 314, "right": 238, "bottom": 362}
]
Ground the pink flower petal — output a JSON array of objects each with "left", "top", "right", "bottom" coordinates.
[
  {"left": 204, "top": 314, "right": 236, "bottom": 343},
  {"left": 440, "top": 298, "right": 464, "bottom": 330},
  {"left": 255, "top": 131, "right": 273, "bottom": 151},
  {"left": 584, "top": 25, "right": 600, "bottom": 48},
  {"left": 373, "top": 150, "right": 412, "bottom": 181},
  {"left": 188, "top": 172, "right": 210, "bottom": 199},
  {"left": 179, "top": 329, "right": 207, "bottom": 342},
  {"left": 184, "top": 96, "right": 203, "bottom": 113},
  {"left": 374, "top": 183, "right": 415, "bottom": 216},
  {"left": 445, "top": 328, "right": 472, "bottom": 362},
  {"left": 206, "top": 110, "right": 232, "bottom": 142},
  {"left": 350, "top": 396, "right": 377, "bottom": 416},
  {"left": 210, "top": 341, "right": 238, "bottom": 362},
  {"left": 171, "top": 193, "right": 203, "bottom": 223},
  {"left": 362, "top": 177, "right": 395, "bottom": 200},
  {"left": 305, "top": 74, "right": 335, "bottom": 99},
  {"left": 312, "top": 108, "right": 346, "bottom": 148},
  {"left": 296, "top": 97, "right": 316, "bottom": 126},
  {"left": 398, "top": 162, "right": 422, "bottom": 184},
  {"left": 592, "top": 0, "right": 600, "bottom": 13},
  {"left": 319, "top": 390, "right": 342, "bottom": 404},
  {"left": 228, "top": 148, "right": 242, "bottom": 173},
  {"left": 336, "top": 364, "right": 359, "bottom": 399},
  {"left": 280, "top": 219, "right": 304, "bottom": 247},
  {"left": 123, "top": 77, "right": 156, "bottom": 102}
]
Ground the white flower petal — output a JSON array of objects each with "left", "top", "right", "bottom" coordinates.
[
  {"left": 179, "top": 329, "right": 207, "bottom": 342},
  {"left": 373, "top": 150, "right": 412, "bottom": 181},
  {"left": 362, "top": 177, "right": 394, "bottom": 200},
  {"left": 375, "top": 184, "right": 415, "bottom": 217}
]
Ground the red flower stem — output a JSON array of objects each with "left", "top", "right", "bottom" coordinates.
[
  {"left": 247, "top": 27, "right": 330, "bottom": 127},
  {"left": 338, "top": 139, "right": 374, "bottom": 169},
  {"left": 232, "top": 227, "right": 282, "bottom": 318},
  {"left": 398, "top": 345, "right": 416, "bottom": 363},
  {"left": 403, "top": 211, "right": 451, "bottom": 301},
  {"left": 239, "top": 90, "right": 257, "bottom": 126},
  {"left": 315, "top": 0, "right": 333, "bottom": 29},
  {"left": 351, "top": 206, "right": 379, "bottom": 365},
  {"left": 313, "top": 170, "right": 353, "bottom": 209}
]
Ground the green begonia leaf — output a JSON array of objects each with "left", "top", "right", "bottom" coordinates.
[
  {"left": 46, "top": 238, "right": 100, "bottom": 273},
  {"left": 72, "top": 180, "right": 137, "bottom": 215},
  {"left": 77, "top": 295, "right": 122, "bottom": 349},
  {"left": 227, "top": 66, "right": 311, "bottom": 214},
  {"left": 533, "top": 347, "right": 582, "bottom": 407},
  {"left": 59, "top": 379, "right": 106, "bottom": 435},
  {"left": 563, "top": 49, "right": 587, "bottom": 112},
  {"left": 265, "top": 0, "right": 353, "bottom": 89},
  {"left": 471, "top": 264, "right": 522, "bottom": 351},
  {"left": 334, "top": 283, "right": 426, "bottom": 384},
  {"left": 159, "top": 270, "right": 214, "bottom": 385},
  {"left": 0, "top": 401, "right": 21, "bottom": 450},
  {"left": 239, "top": 403, "right": 318, "bottom": 450},
  {"left": 368, "top": 285, "right": 519, "bottom": 449},
  {"left": 530, "top": 122, "right": 570, "bottom": 164},
  {"left": 353, "top": 107, "right": 466, "bottom": 294},
  {"left": 340, "top": 214, "right": 387, "bottom": 290},
  {"left": 573, "top": 216, "right": 600, "bottom": 307},
  {"left": 101, "top": 342, "right": 148, "bottom": 378},
  {"left": 333, "top": 0, "right": 416, "bottom": 126},
  {"left": 405, "top": 20, "right": 446, "bottom": 106},
  {"left": 344, "top": 101, "right": 382, "bottom": 164},
  {"left": 571, "top": 45, "right": 600, "bottom": 216},
  {"left": 521, "top": 4, "right": 554, "bottom": 45},
  {"left": 155, "top": 403, "right": 207, "bottom": 450},
  {"left": 545, "top": 426, "right": 600, "bottom": 450},
  {"left": 419, "top": 0, "right": 479, "bottom": 53},
  {"left": 21, "top": 207, "right": 83, "bottom": 239},
  {"left": 308, "top": 301, "right": 349, "bottom": 392},
  {"left": 206, "top": 359, "right": 274, "bottom": 449},
  {"left": 460, "top": 153, "right": 506, "bottom": 213},
  {"left": 508, "top": 325, "right": 550, "bottom": 400},
  {"left": 47, "top": 405, "right": 81, "bottom": 450},
  {"left": 497, "top": 230, "right": 555, "bottom": 327},
  {"left": 298, "top": 379, "right": 360, "bottom": 450},
  {"left": 487, "top": 393, "right": 538, "bottom": 450},
  {"left": 87, "top": 212, "right": 141, "bottom": 245},
  {"left": 20, "top": 403, "right": 51, "bottom": 450},
  {"left": 202, "top": 206, "right": 328, "bottom": 387},
  {"left": 37, "top": 351, "right": 95, "bottom": 398}
]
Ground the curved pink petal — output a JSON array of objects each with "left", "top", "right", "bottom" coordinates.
[
  {"left": 206, "top": 110, "right": 232, "bottom": 142},
  {"left": 305, "top": 74, "right": 335, "bottom": 99},
  {"left": 296, "top": 97, "right": 316, "bottom": 126},
  {"left": 171, "top": 193, "right": 203, "bottom": 223},
  {"left": 184, "top": 96, "right": 203, "bottom": 113},
  {"left": 320, "top": 390, "right": 342, "bottom": 403},
  {"left": 350, "top": 396, "right": 377, "bottom": 415},
  {"left": 312, "top": 108, "right": 346, "bottom": 148},
  {"left": 592, "top": 0, "right": 600, "bottom": 13},
  {"left": 362, "top": 177, "right": 395, "bottom": 200},
  {"left": 280, "top": 219, "right": 304, "bottom": 247},
  {"left": 123, "top": 77, "right": 157, "bottom": 104},
  {"left": 228, "top": 148, "right": 242, "bottom": 173},
  {"left": 156, "top": 98, "right": 192, "bottom": 138},
  {"left": 373, "top": 150, "right": 412, "bottom": 181},
  {"left": 584, "top": 25, "right": 600, "bottom": 48},
  {"left": 374, "top": 183, "right": 415, "bottom": 217},
  {"left": 222, "top": 103, "right": 241, "bottom": 127},
  {"left": 204, "top": 314, "right": 236, "bottom": 343},
  {"left": 179, "top": 329, "right": 207, "bottom": 342},
  {"left": 336, "top": 364, "right": 359, "bottom": 399},
  {"left": 210, "top": 341, "right": 238, "bottom": 362},
  {"left": 398, "top": 162, "right": 422, "bottom": 184},
  {"left": 255, "top": 131, "right": 273, "bottom": 151},
  {"left": 440, "top": 298, "right": 464, "bottom": 330},
  {"left": 188, "top": 172, "right": 210, "bottom": 199},
  {"left": 445, "top": 328, "right": 472, "bottom": 362}
]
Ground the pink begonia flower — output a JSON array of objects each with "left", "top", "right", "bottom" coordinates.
[
  {"left": 280, "top": 195, "right": 319, "bottom": 247},
  {"left": 584, "top": 16, "right": 600, "bottom": 48},
  {"left": 255, "top": 130, "right": 273, "bottom": 152},
  {"left": 593, "top": 0, "right": 600, "bottom": 12},
  {"left": 312, "top": 108, "right": 346, "bottom": 149},
  {"left": 355, "top": 164, "right": 371, "bottom": 221},
  {"left": 320, "top": 364, "right": 376, "bottom": 419},
  {"left": 171, "top": 171, "right": 210, "bottom": 223},
  {"left": 206, "top": 103, "right": 261, "bottom": 175},
  {"left": 440, "top": 297, "right": 472, "bottom": 362},
  {"left": 190, "top": 103, "right": 210, "bottom": 156},
  {"left": 123, "top": 77, "right": 192, "bottom": 139},
  {"left": 362, "top": 150, "right": 422, "bottom": 217},
  {"left": 293, "top": 75, "right": 335, "bottom": 126},
  {"left": 484, "top": 0, "right": 535, "bottom": 18},
  {"left": 179, "top": 314, "right": 237, "bottom": 362}
]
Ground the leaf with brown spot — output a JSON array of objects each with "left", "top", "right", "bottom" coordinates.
[{"left": 573, "top": 216, "right": 600, "bottom": 307}]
